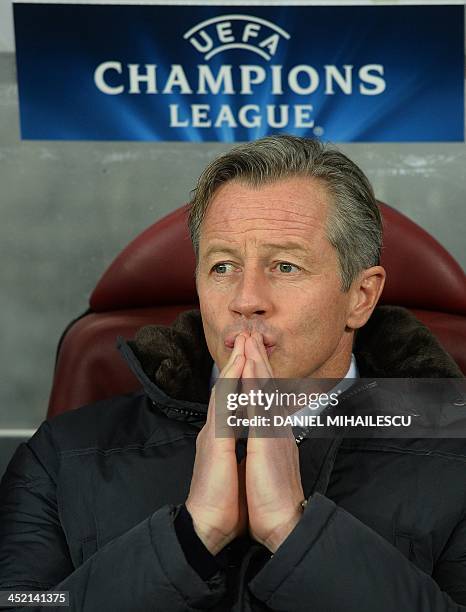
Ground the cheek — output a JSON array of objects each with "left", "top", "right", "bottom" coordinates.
[
  {"left": 200, "top": 303, "right": 218, "bottom": 341},
  {"left": 198, "top": 275, "right": 225, "bottom": 309},
  {"left": 199, "top": 290, "right": 223, "bottom": 328},
  {"left": 281, "top": 288, "right": 348, "bottom": 347}
]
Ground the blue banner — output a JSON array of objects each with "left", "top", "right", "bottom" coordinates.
[{"left": 13, "top": 3, "right": 464, "bottom": 142}]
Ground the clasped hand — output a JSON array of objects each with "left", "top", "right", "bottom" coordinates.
[{"left": 186, "top": 332, "right": 305, "bottom": 555}]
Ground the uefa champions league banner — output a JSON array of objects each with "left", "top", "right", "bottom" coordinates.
[{"left": 13, "top": 3, "right": 464, "bottom": 142}]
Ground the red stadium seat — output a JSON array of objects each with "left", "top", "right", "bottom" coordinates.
[{"left": 48, "top": 203, "right": 466, "bottom": 418}]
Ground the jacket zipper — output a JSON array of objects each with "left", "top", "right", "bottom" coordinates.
[
  {"left": 294, "top": 381, "right": 378, "bottom": 445},
  {"left": 152, "top": 401, "right": 205, "bottom": 418}
]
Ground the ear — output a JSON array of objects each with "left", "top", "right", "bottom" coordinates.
[{"left": 346, "top": 266, "right": 386, "bottom": 330}]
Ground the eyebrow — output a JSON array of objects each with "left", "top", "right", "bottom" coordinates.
[{"left": 203, "top": 241, "right": 310, "bottom": 259}]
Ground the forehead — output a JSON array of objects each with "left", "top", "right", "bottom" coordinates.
[{"left": 199, "top": 176, "right": 331, "bottom": 249}]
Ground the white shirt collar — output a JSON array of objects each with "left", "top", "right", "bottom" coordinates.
[{"left": 346, "top": 353, "right": 359, "bottom": 379}]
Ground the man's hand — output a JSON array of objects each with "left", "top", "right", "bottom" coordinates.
[
  {"left": 185, "top": 334, "right": 248, "bottom": 555},
  {"left": 186, "top": 331, "right": 304, "bottom": 556},
  {"left": 243, "top": 332, "right": 305, "bottom": 553}
]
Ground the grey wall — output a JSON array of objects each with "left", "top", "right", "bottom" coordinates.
[{"left": 1, "top": 35, "right": 465, "bottom": 474}]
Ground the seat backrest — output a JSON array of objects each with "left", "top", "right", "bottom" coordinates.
[{"left": 48, "top": 202, "right": 466, "bottom": 418}]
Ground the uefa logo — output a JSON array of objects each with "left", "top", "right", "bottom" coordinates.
[{"left": 183, "top": 14, "right": 290, "bottom": 61}]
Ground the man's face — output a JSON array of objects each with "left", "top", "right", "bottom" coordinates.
[{"left": 196, "top": 176, "right": 356, "bottom": 378}]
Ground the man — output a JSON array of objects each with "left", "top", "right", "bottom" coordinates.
[{"left": 0, "top": 136, "right": 464, "bottom": 611}]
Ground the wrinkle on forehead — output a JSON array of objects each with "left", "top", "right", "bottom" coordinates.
[
  {"left": 204, "top": 218, "right": 323, "bottom": 235},
  {"left": 205, "top": 211, "right": 323, "bottom": 233},
  {"left": 200, "top": 177, "right": 330, "bottom": 248}
]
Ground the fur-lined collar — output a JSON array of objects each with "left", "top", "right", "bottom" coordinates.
[{"left": 125, "top": 306, "right": 462, "bottom": 405}]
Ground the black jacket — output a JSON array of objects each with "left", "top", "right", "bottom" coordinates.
[{"left": 1, "top": 306, "right": 465, "bottom": 611}]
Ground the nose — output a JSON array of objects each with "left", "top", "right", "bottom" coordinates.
[{"left": 228, "top": 265, "right": 273, "bottom": 319}]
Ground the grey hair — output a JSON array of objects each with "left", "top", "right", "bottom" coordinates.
[{"left": 188, "top": 135, "right": 382, "bottom": 291}]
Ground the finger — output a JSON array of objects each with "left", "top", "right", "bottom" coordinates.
[
  {"left": 245, "top": 335, "right": 275, "bottom": 419},
  {"left": 239, "top": 357, "right": 255, "bottom": 413},
  {"left": 212, "top": 335, "right": 247, "bottom": 436},
  {"left": 245, "top": 335, "right": 273, "bottom": 379},
  {"left": 222, "top": 353, "right": 246, "bottom": 379},
  {"left": 218, "top": 334, "right": 247, "bottom": 407},
  {"left": 251, "top": 331, "right": 274, "bottom": 377},
  {"left": 215, "top": 335, "right": 246, "bottom": 412},
  {"left": 219, "top": 334, "right": 247, "bottom": 379},
  {"left": 248, "top": 333, "right": 273, "bottom": 378},
  {"left": 242, "top": 358, "right": 259, "bottom": 429},
  {"left": 242, "top": 357, "right": 256, "bottom": 382},
  {"left": 209, "top": 354, "right": 245, "bottom": 429}
]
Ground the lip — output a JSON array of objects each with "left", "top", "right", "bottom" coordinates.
[{"left": 224, "top": 337, "right": 236, "bottom": 350}]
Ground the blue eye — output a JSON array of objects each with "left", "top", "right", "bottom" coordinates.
[
  {"left": 278, "top": 262, "right": 300, "bottom": 273},
  {"left": 212, "top": 263, "right": 233, "bottom": 274}
]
